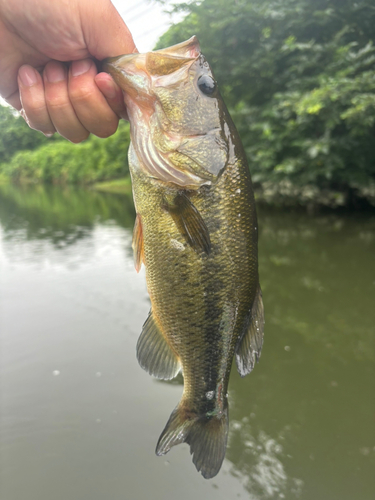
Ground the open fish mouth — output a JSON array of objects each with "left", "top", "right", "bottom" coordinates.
[
  {"left": 102, "top": 37, "right": 227, "bottom": 189},
  {"left": 102, "top": 36, "right": 200, "bottom": 104}
]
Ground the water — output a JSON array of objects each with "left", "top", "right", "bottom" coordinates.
[{"left": 0, "top": 184, "right": 374, "bottom": 500}]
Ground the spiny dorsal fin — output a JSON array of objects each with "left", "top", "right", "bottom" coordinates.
[
  {"left": 162, "top": 192, "right": 211, "bottom": 255},
  {"left": 156, "top": 404, "right": 228, "bottom": 479},
  {"left": 137, "top": 310, "right": 181, "bottom": 380},
  {"left": 132, "top": 214, "right": 144, "bottom": 273},
  {"left": 235, "top": 284, "right": 265, "bottom": 377}
]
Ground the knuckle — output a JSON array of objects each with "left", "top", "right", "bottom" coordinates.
[
  {"left": 23, "top": 95, "right": 48, "bottom": 118},
  {"left": 28, "top": 121, "right": 45, "bottom": 132},
  {"left": 20, "top": 91, "right": 53, "bottom": 125},
  {"left": 22, "top": 109, "right": 54, "bottom": 135},
  {"left": 69, "top": 85, "right": 96, "bottom": 105},
  {"left": 30, "top": 123, "right": 55, "bottom": 136},
  {"left": 45, "top": 93, "right": 71, "bottom": 111}
]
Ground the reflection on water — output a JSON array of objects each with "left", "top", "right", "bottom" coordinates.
[
  {"left": 229, "top": 424, "right": 303, "bottom": 498},
  {"left": 0, "top": 182, "right": 135, "bottom": 245},
  {"left": 0, "top": 184, "right": 374, "bottom": 500}
]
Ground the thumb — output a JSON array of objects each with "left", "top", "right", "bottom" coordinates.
[{"left": 81, "top": 0, "right": 137, "bottom": 60}]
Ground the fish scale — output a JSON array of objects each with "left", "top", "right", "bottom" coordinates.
[
  {"left": 132, "top": 141, "right": 258, "bottom": 455},
  {"left": 103, "top": 36, "right": 264, "bottom": 479}
]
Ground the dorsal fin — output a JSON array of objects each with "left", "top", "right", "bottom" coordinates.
[
  {"left": 137, "top": 310, "right": 181, "bottom": 380},
  {"left": 162, "top": 192, "right": 211, "bottom": 255},
  {"left": 132, "top": 214, "right": 144, "bottom": 273},
  {"left": 235, "top": 285, "right": 265, "bottom": 377}
]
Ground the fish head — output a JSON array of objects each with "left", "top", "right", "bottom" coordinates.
[{"left": 103, "top": 37, "right": 232, "bottom": 189}]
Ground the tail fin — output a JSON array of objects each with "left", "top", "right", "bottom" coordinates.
[{"left": 156, "top": 404, "right": 228, "bottom": 479}]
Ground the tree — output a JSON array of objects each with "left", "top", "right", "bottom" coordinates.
[
  {"left": 0, "top": 105, "right": 54, "bottom": 163},
  {"left": 0, "top": 112, "right": 130, "bottom": 184},
  {"left": 0, "top": 105, "right": 130, "bottom": 185},
  {"left": 157, "top": 0, "right": 375, "bottom": 207}
]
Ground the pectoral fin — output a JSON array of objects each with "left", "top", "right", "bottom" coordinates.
[
  {"left": 235, "top": 285, "right": 265, "bottom": 377},
  {"left": 162, "top": 192, "right": 211, "bottom": 255},
  {"left": 137, "top": 310, "right": 181, "bottom": 380},
  {"left": 132, "top": 214, "right": 144, "bottom": 273}
]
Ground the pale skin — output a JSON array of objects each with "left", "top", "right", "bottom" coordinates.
[{"left": 0, "top": 0, "right": 136, "bottom": 142}]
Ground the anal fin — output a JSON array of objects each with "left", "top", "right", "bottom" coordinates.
[
  {"left": 235, "top": 284, "right": 265, "bottom": 377},
  {"left": 132, "top": 214, "right": 144, "bottom": 273},
  {"left": 162, "top": 192, "right": 211, "bottom": 255},
  {"left": 137, "top": 310, "right": 181, "bottom": 380}
]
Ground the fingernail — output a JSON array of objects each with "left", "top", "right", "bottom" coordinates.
[
  {"left": 71, "top": 59, "right": 92, "bottom": 77},
  {"left": 19, "top": 66, "right": 38, "bottom": 87},
  {"left": 45, "top": 63, "right": 66, "bottom": 83}
]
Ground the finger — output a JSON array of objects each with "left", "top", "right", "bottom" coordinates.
[
  {"left": 44, "top": 60, "right": 89, "bottom": 143},
  {"left": 18, "top": 65, "right": 56, "bottom": 135},
  {"left": 81, "top": 0, "right": 137, "bottom": 59},
  {"left": 0, "top": 17, "right": 50, "bottom": 106},
  {"left": 4, "top": 90, "right": 22, "bottom": 111},
  {"left": 94, "top": 72, "right": 128, "bottom": 120},
  {"left": 68, "top": 59, "right": 119, "bottom": 138}
]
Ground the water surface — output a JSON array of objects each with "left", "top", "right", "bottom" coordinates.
[{"left": 0, "top": 184, "right": 374, "bottom": 500}]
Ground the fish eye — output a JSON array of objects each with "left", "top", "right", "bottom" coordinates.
[{"left": 197, "top": 74, "right": 216, "bottom": 96}]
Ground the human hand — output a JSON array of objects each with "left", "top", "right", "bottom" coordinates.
[{"left": 0, "top": 0, "right": 136, "bottom": 142}]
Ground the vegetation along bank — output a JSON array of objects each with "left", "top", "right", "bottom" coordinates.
[{"left": 1, "top": 0, "right": 374, "bottom": 209}]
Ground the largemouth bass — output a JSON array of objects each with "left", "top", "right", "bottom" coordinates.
[{"left": 103, "top": 36, "right": 264, "bottom": 479}]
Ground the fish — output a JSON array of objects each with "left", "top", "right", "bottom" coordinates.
[{"left": 103, "top": 36, "right": 264, "bottom": 479}]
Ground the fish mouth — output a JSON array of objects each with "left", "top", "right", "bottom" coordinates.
[
  {"left": 102, "top": 53, "right": 151, "bottom": 104},
  {"left": 102, "top": 36, "right": 201, "bottom": 104},
  {"left": 102, "top": 37, "right": 214, "bottom": 189}
]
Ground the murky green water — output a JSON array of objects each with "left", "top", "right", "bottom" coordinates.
[{"left": 0, "top": 184, "right": 374, "bottom": 500}]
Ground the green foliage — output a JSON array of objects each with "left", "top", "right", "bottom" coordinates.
[
  {"left": 1, "top": 0, "right": 374, "bottom": 207},
  {"left": 0, "top": 183, "right": 136, "bottom": 241},
  {"left": 0, "top": 120, "right": 130, "bottom": 184},
  {"left": 157, "top": 0, "right": 375, "bottom": 207},
  {"left": 0, "top": 105, "right": 56, "bottom": 163}
]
